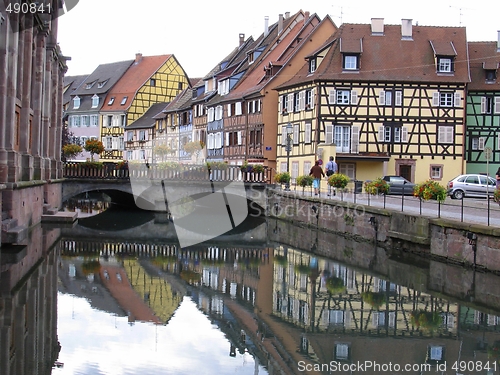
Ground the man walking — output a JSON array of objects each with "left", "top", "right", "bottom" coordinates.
[
  {"left": 309, "top": 161, "right": 325, "bottom": 196},
  {"left": 325, "top": 156, "right": 338, "bottom": 196}
]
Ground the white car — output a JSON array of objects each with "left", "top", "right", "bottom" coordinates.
[{"left": 446, "top": 174, "right": 496, "bottom": 199}]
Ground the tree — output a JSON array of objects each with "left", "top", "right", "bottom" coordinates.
[
  {"left": 62, "top": 144, "right": 82, "bottom": 160},
  {"left": 61, "top": 123, "right": 75, "bottom": 162},
  {"left": 84, "top": 139, "right": 105, "bottom": 161},
  {"left": 154, "top": 143, "right": 173, "bottom": 162}
]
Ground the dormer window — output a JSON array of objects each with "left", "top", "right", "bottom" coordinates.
[
  {"left": 91, "top": 94, "right": 99, "bottom": 108},
  {"left": 343, "top": 54, "right": 359, "bottom": 70},
  {"left": 120, "top": 96, "right": 128, "bottom": 105},
  {"left": 437, "top": 57, "right": 453, "bottom": 73},
  {"left": 485, "top": 69, "right": 497, "bottom": 82},
  {"left": 248, "top": 51, "right": 254, "bottom": 64},
  {"left": 85, "top": 81, "right": 96, "bottom": 89},
  {"left": 108, "top": 97, "right": 115, "bottom": 105},
  {"left": 97, "top": 80, "right": 108, "bottom": 88},
  {"left": 309, "top": 58, "right": 317, "bottom": 74},
  {"left": 73, "top": 96, "right": 80, "bottom": 109}
]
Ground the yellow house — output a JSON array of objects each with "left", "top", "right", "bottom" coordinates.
[
  {"left": 99, "top": 53, "right": 190, "bottom": 160},
  {"left": 276, "top": 19, "right": 468, "bottom": 186}
]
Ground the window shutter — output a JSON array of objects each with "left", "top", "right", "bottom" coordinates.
[
  {"left": 494, "top": 97, "right": 500, "bottom": 114},
  {"left": 351, "top": 126, "right": 359, "bottom": 153},
  {"left": 208, "top": 133, "right": 214, "bottom": 148},
  {"left": 454, "top": 92, "right": 462, "bottom": 107},
  {"left": 481, "top": 97, "right": 487, "bottom": 114},
  {"left": 225, "top": 132, "right": 230, "bottom": 146},
  {"left": 498, "top": 133, "right": 500, "bottom": 151},
  {"left": 227, "top": 104, "right": 232, "bottom": 117},
  {"left": 395, "top": 91, "right": 402, "bottom": 106},
  {"left": 378, "top": 126, "right": 385, "bottom": 142},
  {"left": 278, "top": 96, "right": 282, "bottom": 112},
  {"left": 350, "top": 90, "right": 358, "bottom": 105},
  {"left": 299, "top": 91, "right": 305, "bottom": 111},
  {"left": 237, "top": 131, "right": 242, "bottom": 145},
  {"left": 379, "top": 91, "right": 386, "bottom": 106},
  {"left": 287, "top": 94, "right": 294, "bottom": 110},
  {"left": 305, "top": 122, "right": 311, "bottom": 143},
  {"left": 325, "top": 124, "right": 334, "bottom": 144},
  {"left": 401, "top": 126, "right": 408, "bottom": 143},
  {"left": 257, "top": 100, "right": 261, "bottom": 112},
  {"left": 247, "top": 102, "right": 251, "bottom": 114},
  {"left": 293, "top": 124, "right": 299, "bottom": 144},
  {"left": 236, "top": 102, "right": 242, "bottom": 115},
  {"left": 329, "top": 89, "right": 336, "bottom": 104},
  {"left": 478, "top": 137, "right": 485, "bottom": 150},
  {"left": 432, "top": 92, "right": 440, "bottom": 107},
  {"left": 282, "top": 126, "right": 287, "bottom": 145}
]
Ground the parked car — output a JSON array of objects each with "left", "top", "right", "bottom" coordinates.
[
  {"left": 382, "top": 176, "right": 416, "bottom": 195},
  {"left": 446, "top": 174, "right": 496, "bottom": 199}
]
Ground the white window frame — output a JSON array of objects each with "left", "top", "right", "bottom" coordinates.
[
  {"left": 304, "top": 122, "right": 312, "bottom": 144},
  {"left": 90, "top": 115, "right": 98, "bottom": 127},
  {"left": 81, "top": 115, "right": 90, "bottom": 127},
  {"left": 73, "top": 96, "right": 80, "bottom": 109},
  {"left": 343, "top": 55, "right": 358, "bottom": 70},
  {"left": 293, "top": 124, "right": 299, "bottom": 145},
  {"left": 91, "top": 94, "right": 99, "bottom": 108},
  {"left": 235, "top": 102, "right": 242, "bottom": 116},
  {"left": 438, "top": 57, "right": 452, "bottom": 72},
  {"left": 339, "top": 163, "right": 355, "bottom": 179}
]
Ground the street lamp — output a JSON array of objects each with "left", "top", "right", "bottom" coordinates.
[{"left": 285, "top": 123, "right": 293, "bottom": 191}]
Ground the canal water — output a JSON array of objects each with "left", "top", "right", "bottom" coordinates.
[{"left": 3, "top": 204, "right": 500, "bottom": 375}]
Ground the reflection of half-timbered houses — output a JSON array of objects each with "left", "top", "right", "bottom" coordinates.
[
  {"left": 276, "top": 19, "right": 469, "bottom": 184},
  {"left": 100, "top": 53, "right": 190, "bottom": 161},
  {"left": 465, "top": 36, "right": 500, "bottom": 175}
]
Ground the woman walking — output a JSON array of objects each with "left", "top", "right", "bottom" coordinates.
[{"left": 309, "top": 161, "right": 325, "bottom": 196}]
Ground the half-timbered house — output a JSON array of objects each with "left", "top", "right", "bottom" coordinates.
[
  {"left": 465, "top": 34, "right": 500, "bottom": 175},
  {"left": 123, "top": 102, "right": 167, "bottom": 162},
  {"left": 221, "top": 12, "right": 336, "bottom": 177},
  {"left": 276, "top": 19, "right": 469, "bottom": 185},
  {"left": 100, "top": 53, "right": 190, "bottom": 161}
]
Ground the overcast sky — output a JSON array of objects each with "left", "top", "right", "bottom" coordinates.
[{"left": 57, "top": 0, "right": 499, "bottom": 79}]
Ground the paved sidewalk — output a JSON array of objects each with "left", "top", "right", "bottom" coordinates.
[{"left": 286, "top": 186, "right": 500, "bottom": 227}]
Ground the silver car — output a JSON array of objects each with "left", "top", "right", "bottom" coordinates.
[{"left": 446, "top": 174, "right": 496, "bottom": 199}]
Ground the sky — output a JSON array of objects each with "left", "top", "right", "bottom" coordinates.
[{"left": 57, "top": 0, "right": 499, "bottom": 79}]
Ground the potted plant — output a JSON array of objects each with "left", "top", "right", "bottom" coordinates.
[
  {"left": 410, "top": 310, "right": 443, "bottom": 332},
  {"left": 296, "top": 175, "right": 313, "bottom": 193},
  {"left": 364, "top": 178, "right": 389, "bottom": 195},
  {"left": 361, "top": 291, "right": 386, "bottom": 309},
  {"left": 252, "top": 164, "right": 265, "bottom": 173},
  {"left": 275, "top": 172, "right": 291, "bottom": 185},
  {"left": 413, "top": 180, "right": 447, "bottom": 202},
  {"left": 328, "top": 173, "right": 350, "bottom": 189},
  {"left": 494, "top": 189, "right": 500, "bottom": 205}
]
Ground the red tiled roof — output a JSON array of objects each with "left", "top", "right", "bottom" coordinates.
[
  {"left": 102, "top": 54, "right": 172, "bottom": 112},
  {"left": 468, "top": 41, "right": 500, "bottom": 90}
]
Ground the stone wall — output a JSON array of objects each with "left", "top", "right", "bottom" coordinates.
[{"left": 269, "top": 191, "right": 500, "bottom": 273}]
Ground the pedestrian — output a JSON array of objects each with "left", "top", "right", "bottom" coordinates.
[
  {"left": 324, "top": 156, "right": 338, "bottom": 196},
  {"left": 496, "top": 167, "right": 500, "bottom": 189},
  {"left": 309, "top": 160, "right": 325, "bottom": 196}
]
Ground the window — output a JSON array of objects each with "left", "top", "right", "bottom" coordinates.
[
  {"left": 150, "top": 78, "right": 156, "bottom": 86},
  {"left": 139, "top": 130, "right": 146, "bottom": 141},
  {"left": 120, "top": 96, "right": 128, "bottom": 105},
  {"left": 481, "top": 96, "right": 494, "bottom": 114},
  {"left": 430, "top": 164, "right": 443, "bottom": 180},
  {"left": 379, "top": 90, "right": 392, "bottom": 106},
  {"left": 108, "top": 97, "right": 115, "bottom": 105},
  {"left": 378, "top": 125, "right": 408, "bottom": 143},
  {"left": 309, "top": 58, "right": 316, "bottom": 73},
  {"left": 106, "top": 137, "right": 112, "bottom": 149},
  {"left": 485, "top": 69, "right": 497, "bottom": 82},
  {"left": 106, "top": 115, "right": 112, "bottom": 127},
  {"left": 280, "top": 94, "right": 289, "bottom": 113},
  {"left": 97, "top": 80, "right": 108, "bottom": 88},
  {"left": 335, "top": 125, "right": 350, "bottom": 152},
  {"left": 91, "top": 94, "right": 99, "bottom": 108},
  {"left": 294, "top": 93, "right": 300, "bottom": 112},
  {"left": 303, "top": 161, "right": 311, "bottom": 175},
  {"left": 139, "top": 150, "right": 146, "bottom": 160},
  {"left": 90, "top": 115, "right": 98, "bottom": 127},
  {"left": 433, "top": 91, "right": 461, "bottom": 107},
  {"left": 343, "top": 54, "right": 358, "bottom": 70},
  {"left": 438, "top": 126, "right": 453, "bottom": 144},
  {"left": 291, "top": 161, "right": 299, "bottom": 179},
  {"left": 121, "top": 115, "right": 126, "bottom": 127},
  {"left": 329, "top": 89, "right": 358, "bottom": 105},
  {"left": 334, "top": 344, "right": 350, "bottom": 361},
  {"left": 215, "top": 106, "right": 223, "bottom": 121},
  {"left": 85, "top": 81, "right": 96, "bottom": 89},
  {"left": 437, "top": 57, "right": 452, "bottom": 72},
  {"left": 293, "top": 124, "right": 299, "bottom": 145},
  {"left": 471, "top": 137, "right": 485, "bottom": 150},
  {"left": 81, "top": 115, "right": 90, "bottom": 127},
  {"left": 73, "top": 96, "right": 80, "bottom": 109},
  {"left": 339, "top": 163, "right": 356, "bottom": 179},
  {"left": 305, "top": 89, "right": 314, "bottom": 109},
  {"left": 428, "top": 345, "right": 444, "bottom": 361},
  {"left": 304, "top": 122, "right": 312, "bottom": 144},
  {"left": 127, "top": 131, "right": 134, "bottom": 142},
  {"left": 70, "top": 115, "right": 80, "bottom": 127}
]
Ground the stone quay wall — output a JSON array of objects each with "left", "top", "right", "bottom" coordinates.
[{"left": 268, "top": 191, "right": 500, "bottom": 273}]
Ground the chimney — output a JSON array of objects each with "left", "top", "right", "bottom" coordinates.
[
  {"left": 239, "top": 33, "right": 245, "bottom": 46},
  {"left": 401, "top": 19, "right": 413, "bottom": 40},
  {"left": 264, "top": 16, "right": 269, "bottom": 37},
  {"left": 304, "top": 11, "right": 310, "bottom": 26},
  {"left": 497, "top": 30, "right": 500, "bottom": 52},
  {"left": 278, "top": 14, "right": 283, "bottom": 34},
  {"left": 285, "top": 11, "right": 290, "bottom": 19},
  {"left": 135, "top": 53, "right": 143, "bottom": 63},
  {"left": 371, "top": 18, "right": 384, "bottom": 35}
]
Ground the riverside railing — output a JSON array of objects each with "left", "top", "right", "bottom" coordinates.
[{"left": 63, "top": 162, "right": 270, "bottom": 183}]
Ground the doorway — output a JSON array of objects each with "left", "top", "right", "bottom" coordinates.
[{"left": 399, "top": 165, "right": 412, "bottom": 182}]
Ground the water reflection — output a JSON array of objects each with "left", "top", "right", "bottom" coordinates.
[{"left": 2, "top": 217, "right": 500, "bottom": 374}]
